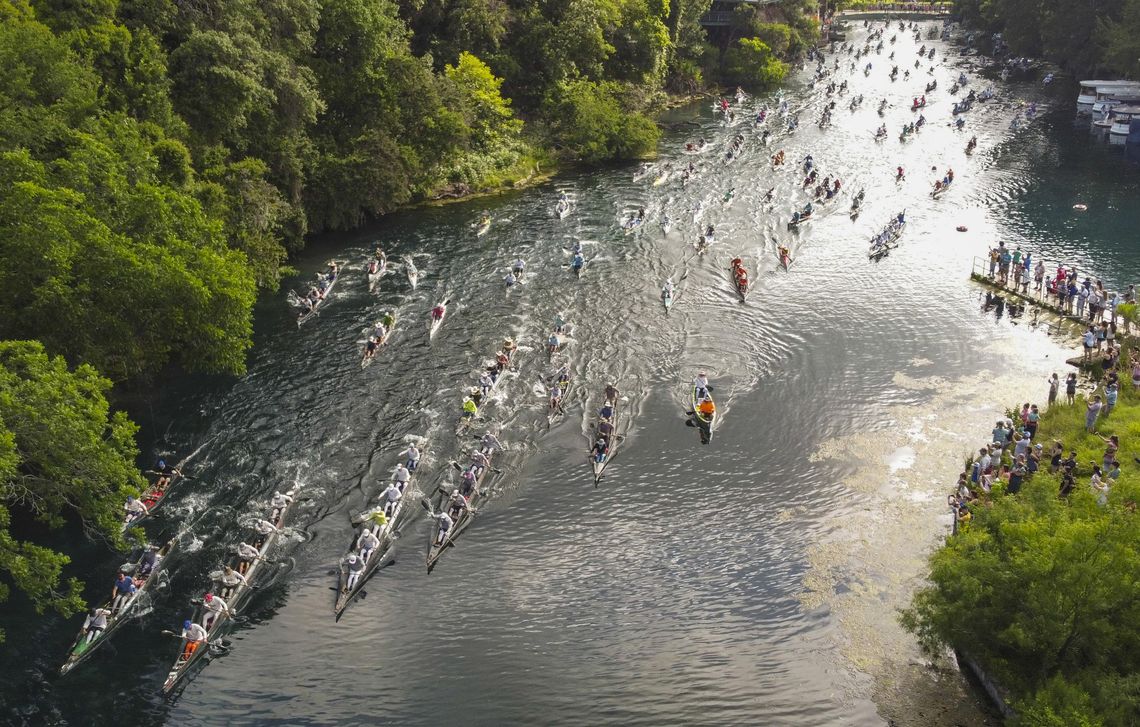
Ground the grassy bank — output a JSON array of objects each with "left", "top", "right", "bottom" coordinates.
[{"left": 903, "top": 344, "right": 1140, "bottom": 723}]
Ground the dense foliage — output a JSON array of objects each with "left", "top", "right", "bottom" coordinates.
[
  {"left": 0, "top": 0, "right": 816, "bottom": 626},
  {"left": 952, "top": 0, "right": 1140, "bottom": 77},
  {"left": 902, "top": 384, "right": 1140, "bottom": 725},
  {"left": 0, "top": 341, "right": 143, "bottom": 641}
]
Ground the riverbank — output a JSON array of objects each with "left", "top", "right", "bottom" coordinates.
[{"left": 907, "top": 308, "right": 1140, "bottom": 721}]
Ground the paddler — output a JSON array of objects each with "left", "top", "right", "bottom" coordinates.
[
  {"left": 461, "top": 396, "right": 478, "bottom": 422},
  {"left": 343, "top": 553, "right": 365, "bottom": 593},
  {"left": 550, "top": 381, "right": 563, "bottom": 410},
  {"left": 236, "top": 541, "right": 261, "bottom": 574},
  {"left": 380, "top": 310, "right": 396, "bottom": 330},
  {"left": 504, "top": 270, "right": 517, "bottom": 287},
  {"left": 356, "top": 529, "right": 381, "bottom": 564},
  {"left": 154, "top": 458, "right": 179, "bottom": 490},
  {"left": 81, "top": 607, "right": 112, "bottom": 644},
  {"left": 123, "top": 495, "right": 149, "bottom": 524},
  {"left": 431, "top": 303, "right": 446, "bottom": 321},
  {"left": 363, "top": 335, "right": 379, "bottom": 360},
  {"left": 693, "top": 398, "right": 711, "bottom": 421},
  {"left": 393, "top": 463, "right": 411, "bottom": 490},
  {"left": 480, "top": 431, "right": 505, "bottom": 453},
  {"left": 217, "top": 565, "right": 247, "bottom": 600},
  {"left": 694, "top": 372, "right": 711, "bottom": 399},
  {"left": 446, "top": 489, "right": 472, "bottom": 520},
  {"left": 512, "top": 258, "right": 526, "bottom": 277},
  {"left": 662, "top": 278, "right": 675, "bottom": 299},
  {"left": 547, "top": 332, "right": 560, "bottom": 354},
  {"left": 458, "top": 468, "right": 477, "bottom": 497},
  {"left": 478, "top": 370, "right": 494, "bottom": 395},
  {"left": 254, "top": 518, "right": 280, "bottom": 544},
  {"left": 269, "top": 491, "right": 293, "bottom": 522},
  {"left": 110, "top": 572, "right": 136, "bottom": 613},
  {"left": 592, "top": 437, "right": 609, "bottom": 463},
  {"left": 179, "top": 619, "right": 209, "bottom": 660},
  {"left": 604, "top": 383, "right": 620, "bottom": 403},
  {"left": 469, "top": 449, "right": 490, "bottom": 476},
  {"left": 199, "top": 592, "right": 230, "bottom": 629},
  {"left": 401, "top": 443, "right": 421, "bottom": 472},
  {"left": 571, "top": 252, "right": 585, "bottom": 272},
  {"left": 381, "top": 481, "right": 402, "bottom": 516},
  {"left": 434, "top": 511, "right": 454, "bottom": 546},
  {"left": 599, "top": 400, "right": 615, "bottom": 421}
]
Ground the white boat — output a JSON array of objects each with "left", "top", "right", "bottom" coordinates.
[
  {"left": 662, "top": 283, "right": 674, "bottom": 312},
  {"left": 1109, "top": 105, "right": 1140, "bottom": 143},
  {"left": 403, "top": 256, "right": 418, "bottom": 289},
  {"left": 428, "top": 299, "right": 449, "bottom": 339},
  {"left": 1077, "top": 80, "right": 1117, "bottom": 112},
  {"left": 1093, "top": 83, "right": 1140, "bottom": 116}
]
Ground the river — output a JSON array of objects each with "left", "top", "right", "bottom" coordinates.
[{"left": 4, "top": 19, "right": 1139, "bottom": 726}]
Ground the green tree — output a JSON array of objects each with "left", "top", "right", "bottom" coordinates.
[
  {"left": 0, "top": 340, "right": 144, "bottom": 642},
  {"left": 445, "top": 52, "right": 522, "bottom": 151},
  {"left": 544, "top": 78, "right": 659, "bottom": 161},
  {"left": 723, "top": 37, "right": 788, "bottom": 90}
]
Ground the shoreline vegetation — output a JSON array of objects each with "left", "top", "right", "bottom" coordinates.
[
  {"left": 0, "top": 0, "right": 819, "bottom": 640},
  {"left": 904, "top": 272, "right": 1140, "bottom": 721}
]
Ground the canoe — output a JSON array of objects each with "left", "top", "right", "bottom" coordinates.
[
  {"left": 162, "top": 488, "right": 298, "bottom": 694},
  {"left": 334, "top": 451, "right": 422, "bottom": 618},
  {"left": 728, "top": 260, "right": 749, "bottom": 302},
  {"left": 293, "top": 265, "right": 340, "bottom": 327},
  {"left": 367, "top": 258, "right": 387, "bottom": 292},
  {"left": 360, "top": 316, "right": 396, "bottom": 369},
  {"left": 691, "top": 384, "right": 715, "bottom": 442},
  {"left": 122, "top": 466, "right": 183, "bottom": 534},
  {"left": 475, "top": 217, "right": 491, "bottom": 236},
  {"left": 777, "top": 248, "right": 793, "bottom": 271},
  {"left": 456, "top": 343, "right": 515, "bottom": 435},
  {"left": 426, "top": 450, "right": 495, "bottom": 573},
  {"left": 590, "top": 388, "right": 620, "bottom": 485},
  {"left": 662, "top": 286, "right": 674, "bottom": 312},
  {"left": 59, "top": 537, "right": 179, "bottom": 675}
]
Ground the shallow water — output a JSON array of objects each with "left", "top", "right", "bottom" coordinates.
[{"left": 4, "top": 21, "right": 1137, "bottom": 726}]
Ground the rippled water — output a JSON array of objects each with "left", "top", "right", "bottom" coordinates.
[{"left": 5, "top": 21, "right": 1140, "bottom": 726}]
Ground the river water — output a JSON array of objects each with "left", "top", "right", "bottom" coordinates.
[{"left": 5, "top": 20, "right": 1140, "bottom": 726}]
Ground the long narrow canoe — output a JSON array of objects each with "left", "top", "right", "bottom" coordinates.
[
  {"left": 122, "top": 466, "right": 183, "bottom": 534},
  {"left": 162, "top": 489, "right": 298, "bottom": 694},
  {"left": 427, "top": 451, "right": 494, "bottom": 573},
  {"left": 360, "top": 317, "right": 396, "bottom": 369},
  {"left": 334, "top": 452, "right": 421, "bottom": 618},
  {"left": 293, "top": 266, "right": 340, "bottom": 327},
  {"left": 428, "top": 299, "right": 449, "bottom": 339},
  {"left": 591, "top": 388, "right": 620, "bottom": 485},
  {"left": 60, "top": 537, "right": 179, "bottom": 675},
  {"left": 367, "top": 257, "right": 388, "bottom": 292},
  {"left": 728, "top": 259, "right": 749, "bottom": 302},
  {"left": 404, "top": 256, "right": 418, "bottom": 290},
  {"left": 456, "top": 343, "right": 515, "bottom": 435}
]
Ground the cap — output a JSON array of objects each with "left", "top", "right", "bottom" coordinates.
[
  {"left": 204, "top": 593, "right": 213, "bottom": 602},
  {"left": 184, "top": 619, "right": 192, "bottom": 630},
  {"left": 347, "top": 554, "right": 358, "bottom": 563}
]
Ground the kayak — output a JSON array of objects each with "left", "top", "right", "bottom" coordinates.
[
  {"left": 474, "top": 217, "right": 491, "bottom": 236},
  {"left": 777, "top": 248, "right": 793, "bottom": 271},
  {"left": 403, "top": 256, "right": 418, "bottom": 290},
  {"left": 662, "top": 285, "right": 674, "bottom": 312},
  {"left": 728, "top": 259, "right": 749, "bottom": 302},
  {"left": 292, "top": 265, "right": 340, "bottom": 327},
  {"left": 428, "top": 300, "right": 449, "bottom": 339}
]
